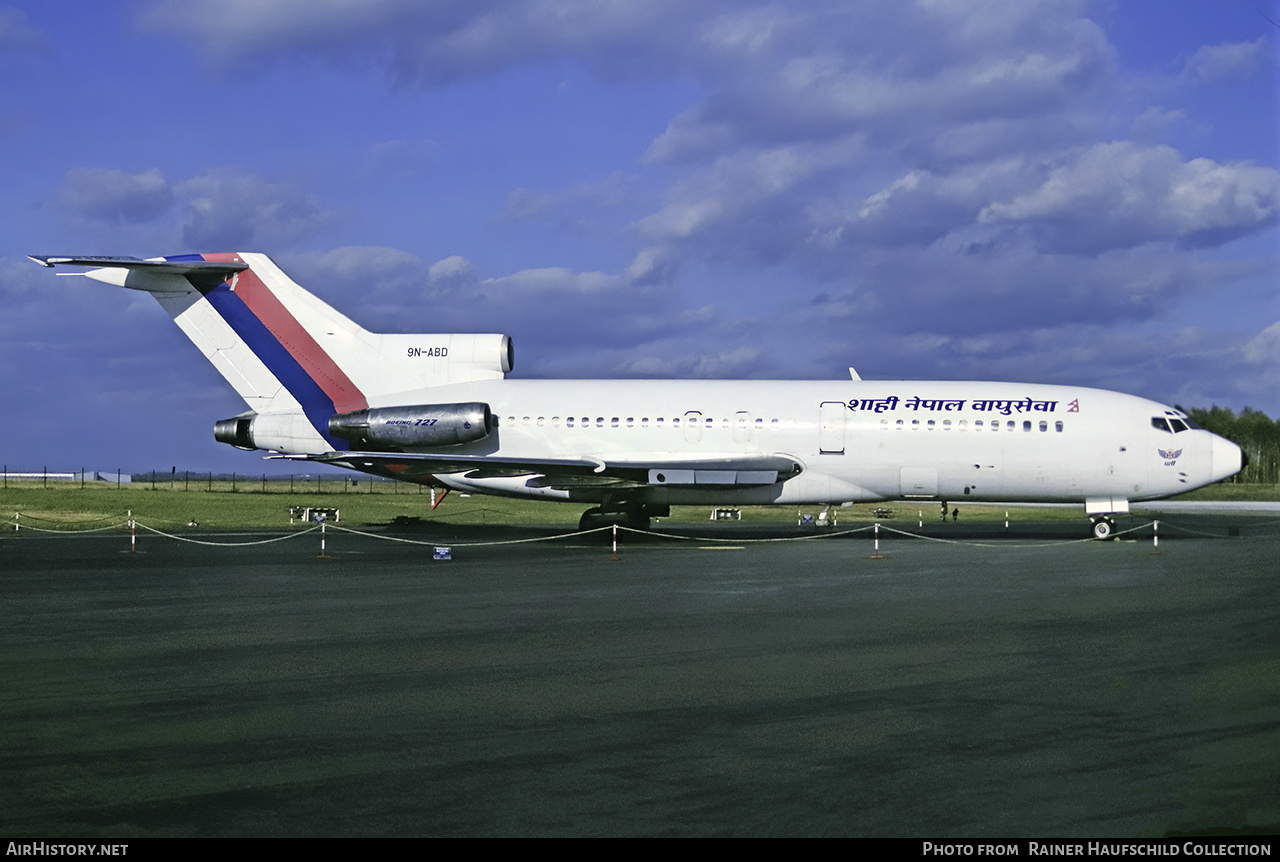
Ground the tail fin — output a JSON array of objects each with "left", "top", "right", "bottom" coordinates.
[{"left": 31, "top": 253, "right": 513, "bottom": 453}]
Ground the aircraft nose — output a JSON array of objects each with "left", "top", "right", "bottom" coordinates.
[{"left": 1209, "top": 433, "right": 1243, "bottom": 482}]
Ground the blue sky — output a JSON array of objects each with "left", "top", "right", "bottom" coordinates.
[{"left": 1, "top": 0, "right": 1276, "bottom": 474}]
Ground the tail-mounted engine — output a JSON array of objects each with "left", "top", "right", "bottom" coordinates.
[{"left": 328, "top": 402, "right": 493, "bottom": 450}]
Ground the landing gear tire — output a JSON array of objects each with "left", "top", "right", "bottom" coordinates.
[
  {"left": 578, "top": 507, "right": 604, "bottom": 531},
  {"left": 578, "top": 506, "right": 654, "bottom": 532},
  {"left": 1091, "top": 517, "right": 1115, "bottom": 540}
]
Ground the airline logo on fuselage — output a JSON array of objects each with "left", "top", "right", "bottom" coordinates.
[
  {"left": 1159, "top": 448, "right": 1182, "bottom": 466},
  {"left": 845, "top": 395, "right": 1060, "bottom": 415}
]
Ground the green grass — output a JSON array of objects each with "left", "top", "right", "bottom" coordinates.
[{"left": 1, "top": 478, "right": 1275, "bottom": 531}]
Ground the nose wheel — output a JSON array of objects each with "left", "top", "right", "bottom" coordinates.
[{"left": 1090, "top": 516, "right": 1115, "bottom": 540}]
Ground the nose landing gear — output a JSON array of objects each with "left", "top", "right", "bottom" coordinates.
[{"left": 1090, "top": 515, "right": 1116, "bottom": 540}]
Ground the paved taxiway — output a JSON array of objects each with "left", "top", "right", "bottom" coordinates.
[{"left": 2, "top": 513, "right": 1278, "bottom": 837}]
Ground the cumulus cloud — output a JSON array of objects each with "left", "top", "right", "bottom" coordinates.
[
  {"left": 178, "top": 170, "right": 336, "bottom": 249},
  {"left": 133, "top": 0, "right": 1278, "bottom": 411},
  {"left": 140, "top": 0, "right": 715, "bottom": 84},
  {"left": 979, "top": 142, "right": 1278, "bottom": 252},
  {"left": 1180, "top": 36, "right": 1268, "bottom": 85},
  {"left": 57, "top": 168, "right": 174, "bottom": 224},
  {"left": 53, "top": 166, "right": 339, "bottom": 251}
]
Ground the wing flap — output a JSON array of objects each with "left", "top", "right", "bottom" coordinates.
[{"left": 278, "top": 451, "right": 802, "bottom": 485}]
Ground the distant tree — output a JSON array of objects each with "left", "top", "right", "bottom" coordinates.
[{"left": 1184, "top": 406, "right": 1280, "bottom": 484}]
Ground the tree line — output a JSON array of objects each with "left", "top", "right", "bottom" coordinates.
[{"left": 1185, "top": 406, "right": 1280, "bottom": 484}]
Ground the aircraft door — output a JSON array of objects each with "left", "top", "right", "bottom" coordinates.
[
  {"left": 900, "top": 467, "right": 939, "bottom": 497},
  {"left": 684, "top": 410, "right": 704, "bottom": 444},
  {"left": 819, "top": 401, "right": 846, "bottom": 454},
  {"left": 733, "top": 411, "right": 753, "bottom": 447}
]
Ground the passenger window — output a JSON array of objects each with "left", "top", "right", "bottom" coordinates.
[
  {"left": 927, "top": 419, "right": 935, "bottom": 429},
  {"left": 522, "top": 416, "right": 531, "bottom": 426},
  {"left": 911, "top": 419, "right": 920, "bottom": 430},
  {"left": 537, "top": 417, "right": 545, "bottom": 426},
  {"left": 975, "top": 420, "right": 983, "bottom": 429},
  {"left": 1055, "top": 421, "right": 1063, "bottom": 432},
  {"left": 1007, "top": 421, "right": 1016, "bottom": 431},
  {"left": 1039, "top": 420, "right": 1047, "bottom": 432},
  {"left": 566, "top": 417, "right": 575, "bottom": 428},
  {"left": 642, "top": 417, "right": 649, "bottom": 427},
  {"left": 611, "top": 417, "right": 619, "bottom": 427},
  {"left": 943, "top": 419, "right": 952, "bottom": 430},
  {"left": 552, "top": 416, "right": 561, "bottom": 427},
  {"left": 880, "top": 419, "right": 888, "bottom": 429},
  {"left": 673, "top": 418, "right": 681, "bottom": 427},
  {"left": 1023, "top": 421, "right": 1031, "bottom": 432},
  {"left": 596, "top": 417, "right": 604, "bottom": 427},
  {"left": 896, "top": 419, "right": 904, "bottom": 429},
  {"left": 626, "top": 417, "right": 634, "bottom": 427}
]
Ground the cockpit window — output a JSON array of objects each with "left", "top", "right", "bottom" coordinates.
[
  {"left": 1151, "top": 417, "right": 1172, "bottom": 433},
  {"left": 1169, "top": 419, "right": 1188, "bottom": 433}
]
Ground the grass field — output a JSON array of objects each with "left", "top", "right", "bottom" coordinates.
[{"left": 1, "top": 477, "right": 1275, "bottom": 531}]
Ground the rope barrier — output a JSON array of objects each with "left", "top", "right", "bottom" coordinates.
[
  {"left": 8, "top": 509, "right": 1267, "bottom": 552},
  {"left": 12, "top": 521, "right": 129, "bottom": 534},
  {"left": 616, "top": 524, "right": 876, "bottom": 543},
  {"left": 13, "top": 512, "right": 121, "bottom": 524},
  {"left": 134, "top": 522, "right": 322, "bottom": 546},
  {"left": 876, "top": 521, "right": 1156, "bottom": 548},
  {"left": 327, "top": 522, "right": 616, "bottom": 547}
]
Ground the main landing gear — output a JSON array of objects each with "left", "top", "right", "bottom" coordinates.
[
  {"left": 1090, "top": 515, "right": 1116, "bottom": 540},
  {"left": 578, "top": 503, "right": 669, "bottom": 532}
]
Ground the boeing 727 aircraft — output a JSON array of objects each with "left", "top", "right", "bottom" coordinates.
[{"left": 30, "top": 252, "right": 1244, "bottom": 538}]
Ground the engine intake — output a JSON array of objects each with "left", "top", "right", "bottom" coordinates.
[{"left": 328, "top": 402, "right": 493, "bottom": 450}]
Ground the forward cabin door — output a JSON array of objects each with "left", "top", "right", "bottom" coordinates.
[
  {"left": 734, "top": 411, "right": 753, "bottom": 450},
  {"left": 819, "top": 401, "right": 846, "bottom": 454}
]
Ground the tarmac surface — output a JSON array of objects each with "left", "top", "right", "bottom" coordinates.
[{"left": 2, "top": 513, "right": 1278, "bottom": 837}]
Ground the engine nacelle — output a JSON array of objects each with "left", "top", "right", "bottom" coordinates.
[
  {"left": 328, "top": 402, "right": 493, "bottom": 450},
  {"left": 214, "top": 410, "right": 325, "bottom": 452}
]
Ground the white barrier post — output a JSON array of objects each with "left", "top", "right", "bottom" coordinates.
[
  {"left": 868, "top": 522, "right": 885, "bottom": 560},
  {"left": 13, "top": 512, "right": 17, "bottom": 533},
  {"left": 320, "top": 520, "right": 329, "bottom": 558},
  {"left": 918, "top": 510, "right": 922, "bottom": 528},
  {"left": 129, "top": 513, "right": 136, "bottom": 553},
  {"left": 1005, "top": 511, "right": 1009, "bottom": 530},
  {"left": 1152, "top": 519, "right": 1160, "bottom": 555},
  {"left": 611, "top": 524, "right": 619, "bottom": 561}
]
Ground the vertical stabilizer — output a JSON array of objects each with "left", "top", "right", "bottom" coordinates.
[{"left": 31, "top": 252, "right": 514, "bottom": 453}]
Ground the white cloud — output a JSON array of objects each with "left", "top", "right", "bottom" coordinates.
[
  {"left": 979, "top": 142, "right": 1279, "bottom": 252},
  {"left": 130, "top": 0, "right": 1278, "bottom": 413},
  {"left": 1181, "top": 37, "right": 1268, "bottom": 85},
  {"left": 178, "top": 170, "right": 337, "bottom": 249},
  {"left": 57, "top": 168, "right": 174, "bottom": 224}
]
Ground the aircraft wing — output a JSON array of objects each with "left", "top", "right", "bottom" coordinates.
[{"left": 275, "top": 450, "right": 803, "bottom": 486}]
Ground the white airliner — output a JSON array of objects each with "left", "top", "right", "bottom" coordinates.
[{"left": 30, "top": 253, "right": 1244, "bottom": 538}]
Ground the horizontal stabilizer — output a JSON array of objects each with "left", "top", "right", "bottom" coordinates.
[{"left": 29, "top": 255, "right": 249, "bottom": 277}]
